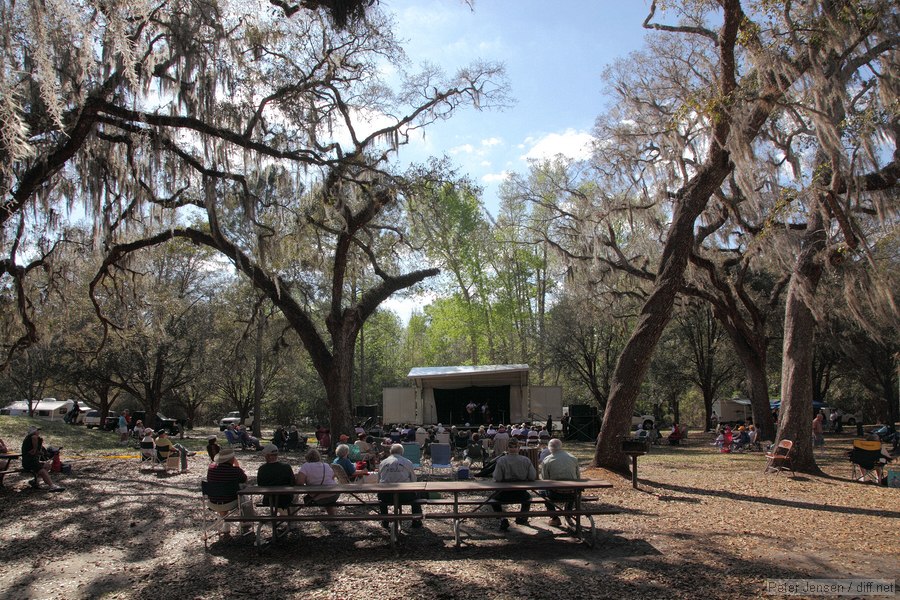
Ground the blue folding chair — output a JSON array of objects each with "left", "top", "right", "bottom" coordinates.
[
  {"left": 429, "top": 443, "right": 453, "bottom": 478},
  {"left": 402, "top": 442, "right": 422, "bottom": 468}
]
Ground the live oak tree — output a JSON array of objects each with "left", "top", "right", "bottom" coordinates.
[
  {"left": 0, "top": 0, "right": 375, "bottom": 366},
  {"left": 77, "top": 5, "right": 506, "bottom": 439},
  {"left": 591, "top": 0, "right": 875, "bottom": 473},
  {"left": 738, "top": 2, "right": 899, "bottom": 473}
]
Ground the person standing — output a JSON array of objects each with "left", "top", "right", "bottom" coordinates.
[
  {"left": 539, "top": 438, "right": 580, "bottom": 527},
  {"left": 21, "top": 426, "right": 64, "bottom": 492},
  {"left": 812, "top": 412, "right": 825, "bottom": 447},
  {"left": 117, "top": 409, "right": 130, "bottom": 445},
  {"left": 376, "top": 444, "right": 422, "bottom": 529},
  {"left": 560, "top": 413, "right": 570, "bottom": 440},
  {"left": 489, "top": 438, "right": 536, "bottom": 530}
]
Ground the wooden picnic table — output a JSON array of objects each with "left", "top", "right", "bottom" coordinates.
[
  {"left": 0, "top": 453, "right": 23, "bottom": 486},
  {"left": 235, "top": 478, "right": 613, "bottom": 549}
]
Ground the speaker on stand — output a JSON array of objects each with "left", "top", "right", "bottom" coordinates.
[{"left": 567, "top": 405, "right": 599, "bottom": 441}]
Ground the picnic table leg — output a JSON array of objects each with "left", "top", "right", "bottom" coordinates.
[
  {"left": 574, "top": 491, "right": 582, "bottom": 538},
  {"left": 631, "top": 455, "right": 638, "bottom": 489},
  {"left": 453, "top": 491, "right": 461, "bottom": 550},
  {"left": 390, "top": 492, "right": 399, "bottom": 549}
]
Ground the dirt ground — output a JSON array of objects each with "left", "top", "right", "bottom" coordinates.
[{"left": 0, "top": 430, "right": 897, "bottom": 600}]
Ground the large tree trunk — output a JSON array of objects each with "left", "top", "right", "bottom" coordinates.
[
  {"left": 593, "top": 1, "right": 750, "bottom": 472},
  {"left": 728, "top": 333, "right": 776, "bottom": 441},
  {"left": 775, "top": 209, "right": 825, "bottom": 474},
  {"left": 593, "top": 173, "right": 720, "bottom": 471}
]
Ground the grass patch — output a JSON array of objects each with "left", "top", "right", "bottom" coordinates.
[{"left": 0, "top": 415, "right": 212, "bottom": 455}]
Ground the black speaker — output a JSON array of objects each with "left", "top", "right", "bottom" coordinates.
[
  {"left": 568, "top": 415, "right": 598, "bottom": 441},
  {"left": 567, "top": 404, "right": 597, "bottom": 418}
]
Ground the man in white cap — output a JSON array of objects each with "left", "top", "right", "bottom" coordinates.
[
  {"left": 257, "top": 444, "right": 296, "bottom": 512},
  {"left": 21, "top": 426, "right": 64, "bottom": 492}
]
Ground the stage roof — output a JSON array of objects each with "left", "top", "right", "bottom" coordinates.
[{"left": 407, "top": 365, "right": 530, "bottom": 388}]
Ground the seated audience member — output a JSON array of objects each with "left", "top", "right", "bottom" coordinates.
[
  {"left": 333, "top": 444, "right": 365, "bottom": 480},
  {"left": 296, "top": 449, "right": 340, "bottom": 515},
  {"left": 377, "top": 444, "right": 423, "bottom": 529},
  {"left": 492, "top": 425, "right": 510, "bottom": 457},
  {"left": 747, "top": 425, "right": 760, "bottom": 450},
  {"left": 465, "top": 433, "right": 486, "bottom": 464},
  {"left": 668, "top": 424, "right": 684, "bottom": 445},
  {"left": 732, "top": 426, "right": 750, "bottom": 451},
  {"left": 285, "top": 426, "right": 302, "bottom": 452},
  {"left": 489, "top": 438, "right": 535, "bottom": 530},
  {"left": 156, "top": 430, "right": 193, "bottom": 472},
  {"left": 236, "top": 425, "right": 262, "bottom": 451},
  {"left": 721, "top": 426, "right": 733, "bottom": 452},
  {"left": 856, "top": 433, "right": 894, "bottom": 481},
  {"left": 272, "top": 426, "right": 286, "bottom": 451},
  {"left": 140, "top": 428, "right": 156, "bottom": 462},
  {"left": 21, "top": 426, "right": 64, "bottom": 492},
  {"left": 539, "top": 438, "right": 580, "bottom": 527},
  {"left": 224, "top": 425, "right": 245, "bottom": 450},
  {"left": 257, "top": 444, "right": 296, "bottom": 513},
  {"left": 206, "top": 435, "right": 221, "bottom": 462},
  {"left": 205, "top": 447, "right": 250, "bottom": 532},
  {"left": 355, "top": 432, "right": 372, "bottom": 454}
]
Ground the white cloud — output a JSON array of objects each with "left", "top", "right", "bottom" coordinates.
[
  {"left": 449, "top": 143, "right": 475, "bottom": 155},
  {"left": 481, "top": 137, "right": 502, "bottom": 147},
  {"left": 479, "top": 160, "right": 492, "bottom": 167},
  {"left": 482, "top": 171, "right": 511, "bottom": 183},
  {"left": 520, "top": 129, "right": 593, "bottom": 162}
]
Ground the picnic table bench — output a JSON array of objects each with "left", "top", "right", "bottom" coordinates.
[{"left": 230, "top": 479, "right": 614, "bottom": 549}]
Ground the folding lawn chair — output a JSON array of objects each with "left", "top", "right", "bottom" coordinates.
[
  {"left": 764, "top": 439, "right": 794, "bottom": 475},
  {"left": 848, "top": 439, "right": 886, "bottom": 484},
  {"left": 429, "top": 443, "right": 454, "bottom": 478}
]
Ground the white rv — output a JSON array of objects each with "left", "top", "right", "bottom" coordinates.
[
  {"left": 712, "top": 398, "right": 753, "bottom": 424},
  {"left": 1, "top": 398, "right": 91, "bottom": 423}
]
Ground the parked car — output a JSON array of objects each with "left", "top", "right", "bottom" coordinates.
[
  {"left": 632, "top": 412, "right": 655, "bottom": 430},
  {"left": 131, "top": 411, "right": 182, "bottom": 436},
  {"left": 219, "top": 410, "right": 254, "bottom": 431},
  {"left": 84, "top": 410, "right": 118, "bottom": 430}
]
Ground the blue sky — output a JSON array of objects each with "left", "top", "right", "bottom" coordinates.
[{"left": 384, "top": 0, "right": 655, "bottom": 216}]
